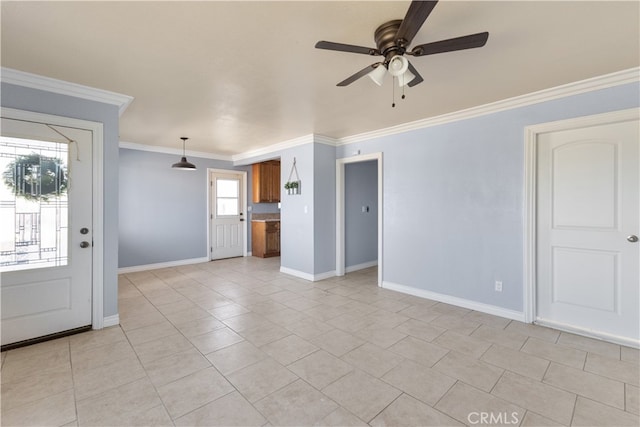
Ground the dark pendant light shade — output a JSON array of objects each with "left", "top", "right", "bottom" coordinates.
[{"left": 172, "top": 137, "right": 196, "bottom": 170}]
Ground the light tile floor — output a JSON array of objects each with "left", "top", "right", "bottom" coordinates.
[{"left": 1, "top": 256, "right": 639, "bottom": 426}]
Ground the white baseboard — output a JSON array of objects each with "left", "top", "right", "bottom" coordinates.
[
  {"left": 118, "top": 257, "right": 209, "bottom": 274},
  {"left": 314, "top": 270, "right": 337, "bottom": 281},
  {"left": 382, "top": 281, "right": 525, "bottom": 322},
  {"left": 280, "top": 266, "right": 336, "bottom": 282},
  {"left": 345, "top": 260, "right": 378, "bottom": 273},
  {"left": 535, "top": 318, "right": 639, "bottom": 349},
  {"left": 102, "top": 314, "right": 120, "bottom": 328}
]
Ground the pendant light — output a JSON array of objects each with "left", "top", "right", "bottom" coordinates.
[{"left": 171, "top": 137, "right": 196, "bottom": 170}]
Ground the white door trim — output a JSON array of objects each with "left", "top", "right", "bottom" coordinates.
[
  {"left": 1, "top": 107, "right": 105, "bottom": 330},
  {"left": 336, "top": 152, "right": 383, "bottom": 286},
  {"left": 207, "top": 168, "right": 248, "bottom": 259},
  {"left": 523, "top": 108, "right": 640, "bottom": 333}
]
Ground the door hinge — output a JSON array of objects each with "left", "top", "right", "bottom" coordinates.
[{"left": 210, "top": 247, "right": 213, "bottom": 253}]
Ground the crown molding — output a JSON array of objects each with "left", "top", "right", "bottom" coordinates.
[
  {"left": 314, "top": 134, "right": 339, "bottom": 146},
  {"left": 122, "top": 134, "right": 336, "bottom": 165},
  {"left": 338, "top": 67, "right": 640, "bottom": 145},
  {"left": 230, "top": 67, "right": 639, "bottom": 158},
  {"left": 232, "top": 134, "right": 339, "bottom": 164},
  {"left": 14, "top": 66, "right": 634, "bottom": 161},
  {"left": 231, "top": 134, "right": 316, "bottom": 164},
  {"left": 1, "top": 67, "right": 133, "bottom": 116},
  {"left": 119, "top": 141, "right": 233, "bottom": 162}
]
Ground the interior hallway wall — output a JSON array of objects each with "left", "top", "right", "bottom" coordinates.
[{"left": 345, "top": 160, "right": 378, "bottom": 269}]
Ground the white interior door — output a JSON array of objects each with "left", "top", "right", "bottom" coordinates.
[
  {"left": 1, "top": 117, "right": 93, "bottom": 346},
  {"left": 210, "top": 171, "right": 245, "bottom": 260},
  {"left": 536, "top": 119, "right": 639, "bottom": 344}
]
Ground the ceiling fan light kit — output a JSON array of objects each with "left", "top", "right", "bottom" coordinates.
[
  {"left": 367, "top": 64, "right": 387, "bottom": 86},
  {"left": 315, "top": 0, "right": 489, "bottom": 105},
  {"left": 388, "top": 55, "right": 409, "bottom": 77},
  {"left": 398, "top": 68, "right": 416, "bottom": 88}
]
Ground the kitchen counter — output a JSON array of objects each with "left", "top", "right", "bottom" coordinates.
[{"left": 251, "top": 213, "right": 280, "bottom": 222}]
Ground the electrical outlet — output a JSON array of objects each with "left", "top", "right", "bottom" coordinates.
[{"left": 495, "top": 281, "right": 503, "bottom": 292}]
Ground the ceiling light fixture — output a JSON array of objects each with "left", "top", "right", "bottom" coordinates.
[
  {"left": 368, "top": 56, "right": 415, "bottom": 89},
  {"left": 367, "top": 63, "right": 387, "bottom": 86},
  {"left": 388, "top": 55, "right": 409, "bottom": 77},
  {"left": 398, "top": 68, "right": 416, "bottom": 87},
  {"left": 171, "top": 137, "right": 196, "bottom": 170}
]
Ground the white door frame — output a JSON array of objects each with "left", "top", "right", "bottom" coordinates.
[
  {"left": 523, "top": 108, "right": 639, "bottom": 333},
  {"left": 207, "top": 168, "right": 248, "bottom": 259},
  {"left": 1, "top": 107, "right": 105, "bottom": 330},
  {"left": 336, "top": 152, "right": 383, "bottom": 286}
]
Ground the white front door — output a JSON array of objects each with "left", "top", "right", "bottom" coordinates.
[
  {"left": 210, "top": 170, "right": 245, "bottom": 260},
  {"left": 1, "top": 116, "right": 93, "bottom": 346},
  {"left": 536, "top": 119, "right": 639, "bottom": 344}
]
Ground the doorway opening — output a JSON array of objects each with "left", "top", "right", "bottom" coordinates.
[{"left": 336, "top": 153, "right": 383, "bottom": 286}]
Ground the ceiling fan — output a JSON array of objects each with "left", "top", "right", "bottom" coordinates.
[{"left": 315, "top": 1, "right": 489, "bottom": 89}]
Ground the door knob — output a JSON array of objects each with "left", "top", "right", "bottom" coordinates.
[
  {"left": 627, "top": 235, "right": 639, "bottom": 243},
  {"left": 80, "top": 227, "right": 89, "bottom": 235},
  {"left": 80, "top": 241, "right": 90, "bottom": 248}
]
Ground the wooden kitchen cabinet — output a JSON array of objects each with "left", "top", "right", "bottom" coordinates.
[
  {"left": 252, "top": 221, "right": 280, "bottom": 258},
  {"left": 252, "top": 160, "right": 280, "bottom": 203}
]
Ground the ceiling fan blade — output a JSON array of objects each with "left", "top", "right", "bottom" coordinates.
[
  {"left": 336, "top": 63, "right": 378, "bottom": 86},
  {"left": 395, "top": 1, "right": 438, "bottom": 47},
  {"left": 406, "top": 61, "right": 424, "bottom": 87},
  {"left": 409, "top": 32, "right": 489, "bottom": 56},
  {"left": 315, "top": 41, "right": 379, "bottom": 56}
]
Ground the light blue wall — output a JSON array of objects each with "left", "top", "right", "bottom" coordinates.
[
  {"left": 313, "top": 143, "right": 336, "bottom": 275},
  {"left": 118, "top": 148, "right": 253, "bottom": 268},
  {"left": 1, "top": 82, "right": 121, "bottom": 317},
  {"left": 280, "top": 144, "right": 315, "bottom": 274},
  {"left": 337, "top": 82, "right": 640, "bottom": 312},
  {"left": 345, "top": 160, "right": 378, "bottom": 268}
]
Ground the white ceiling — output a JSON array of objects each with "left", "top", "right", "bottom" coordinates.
[{"left": 1, "top": 1, "right": 638, "bottom": 156}]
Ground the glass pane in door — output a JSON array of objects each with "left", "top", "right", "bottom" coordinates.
[
  {"left": 216, "top": 178, "right": 239, "bottom": 216},
  {"left": 0, "top": 137, "right": 69, "bottom": 272}
]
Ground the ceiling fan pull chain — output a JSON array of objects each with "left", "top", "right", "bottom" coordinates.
[
  {"left": 392, "top": 77, "right": 396, "bottom": 108},
  {"left": 402, "top": 78, "right": 406, "bottom": 100}
]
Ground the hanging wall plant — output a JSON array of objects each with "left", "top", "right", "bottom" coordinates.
[
  {"left": 284, "top": 180, "right": 300, "bottom": 195},
  {"left": 284, "top": 157, "right": 301, "bottom": 195},
  {"left": 3, "top": 153, "right": 68, "bottom": 201}
]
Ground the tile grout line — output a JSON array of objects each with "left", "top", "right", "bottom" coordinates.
[
  {"left": 131, "top": 268, "right": 264, "bottom": 424},
  {"left": 124, "top": 270, "right": 227, "bottom": 424},
  {"left": 67, "top": 339, "right": 81, "bottom": 426}
]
